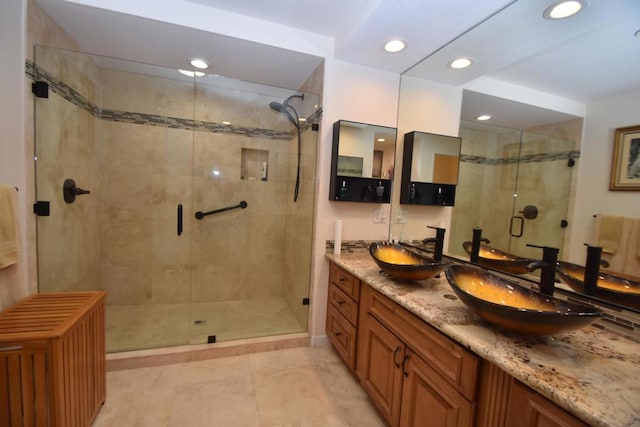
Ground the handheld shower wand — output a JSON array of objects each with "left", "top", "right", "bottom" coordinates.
[{"left": 269, "top": 94, "right": 305, "bottom": 202}]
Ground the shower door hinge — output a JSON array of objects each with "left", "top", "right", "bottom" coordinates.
[
  {"left": 32, "top": 81, "right": 49, "bottom": 98},
  {"left": 33, "top": 201, "right": 50, "bottom": 216},
  {"left": 311, "top": 123, "right": 319, "bottom": 131},
  {"left": 302, "top": 297, "right": 310, "bottom": 305},
  {"left": 568, "top": 158, "right": 575, "bottom": 167},
  {"left": 207, "top": 335, "right": 216, "bottom": 344}
]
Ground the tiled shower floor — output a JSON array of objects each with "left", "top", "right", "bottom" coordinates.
[{"left": 106, "top": 297, "right": 305, "bottom": 352}]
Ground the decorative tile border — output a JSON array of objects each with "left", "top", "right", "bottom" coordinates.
[
  {"left": 326, "top": 240, "right": 375, "bottom": 253},
  {"left": 461, "top": 150, "right": 580, "bottom": 165},
  {"left": 27, "top": 60, "right": 321, "bottom": 139}
]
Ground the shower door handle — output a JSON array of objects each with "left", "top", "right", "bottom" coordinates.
[
  {"left": 177, "top": 204, "right": 183, "bottom": 236},
  {"left": 510, "top": 216, "right": 524, "bottom": 237}
]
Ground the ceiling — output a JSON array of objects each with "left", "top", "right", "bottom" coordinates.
[{"left": 35, "top": 0, "right": 640, "bottom": 106}]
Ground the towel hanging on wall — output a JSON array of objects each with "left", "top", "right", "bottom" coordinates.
[
  {"left": 0, "top": 185, "right": 18, "bottom": 269},
  {"left": 597, "top": 215, "right": 624, "bottom": 254}
]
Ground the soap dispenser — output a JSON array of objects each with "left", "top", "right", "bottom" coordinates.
[{"left": 338, "top": 180, "right": 347, "bottom": 200}]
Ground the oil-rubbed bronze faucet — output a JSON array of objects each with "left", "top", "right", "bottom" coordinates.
[
  {"left": 422, "top": 225, "right": 446, "bottom": 261},
  {"left": 582, "top": 244, "right": 610, "bottom": 296},
  {"left": 526, "top": 244, "right": 559, "bottom": 297},
  {"left": 469, "top": 228, "right": 490, "bottom": 263}
]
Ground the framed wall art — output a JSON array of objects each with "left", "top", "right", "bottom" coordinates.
[{"left": 610, "top": 125, "right": 640, "bottom": 191}]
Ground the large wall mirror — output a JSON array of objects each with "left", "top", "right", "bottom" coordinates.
[
  {"left": 391, "top": 0, "right": 640, "bottom": 312},
  {"left": 330, "top": 120, "right": 396, "bottom": 203}
]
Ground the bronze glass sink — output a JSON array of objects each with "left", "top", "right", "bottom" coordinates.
[
  {"left": 445, "top": 264, "right": 603, "bottom": 335},
  {"left": 556, "top": 261, "right": 640, "bottom": 310},
  {"left": 369, "top": 242, "right": 450, "bottom": 281},
  {"left": 462, "top": 241, "right": 536, "bottom": 275}
]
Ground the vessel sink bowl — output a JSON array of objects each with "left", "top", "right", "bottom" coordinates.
[
  {"left": 462, "top": 242, "right": 536, "bottom": 275},
  {"left": 445, "top": 264, "right": 603, "bottom": 335},
  {"left": 369, "top": 242, "right": 450, "bottom": 281},
  {"left": 556, "top": 261, "right": 640, "bottom": 310}
]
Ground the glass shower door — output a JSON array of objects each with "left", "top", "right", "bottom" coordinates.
[
  {"left": 33, "top": 46, "right": 196, "bottom": 352},
  {"left": 187, "top": 78, "right": 318, "bottom": 344},
  {"left": 508, "top": 132, "right": 575, "bottom": 259},
  {"left": 451, "top": 121, "right": 576, "bottom": 260}
]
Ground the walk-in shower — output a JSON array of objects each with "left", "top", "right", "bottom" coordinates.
[
  {"left": 449, "top": 120, "right": 579, "bottom": 261},
  {"left": 270, "top": 94, "right": 304, "bottom": 202},
  {"left": 32, "top": 46, "right": 321, "bottom": 352}
]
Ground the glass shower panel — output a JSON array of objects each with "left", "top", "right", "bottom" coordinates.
[
  {"left": 451, "top": 121, "right": 576, "bottom": 261},
  {"left": 508, "top": 132, "right": 575, "bottom": 259},
  {"left": 34, "top": 46, "right": 196, "bottom": 352},
  {"left": 449, "top": 123, "right": 521, "bottom": 257},
  {"left": 188, "top": 77, "right": 318, "bottom": 344}
]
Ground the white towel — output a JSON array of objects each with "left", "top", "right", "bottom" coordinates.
[{"left": 0, "top": 185, "right": 18, "bottom": 269}]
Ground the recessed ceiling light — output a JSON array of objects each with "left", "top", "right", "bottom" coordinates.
[
  {"left": 543, "top": 1, "right": 584, "bottom": 20},
  {"left": 189, "top": 58, "right": 209, "bottom": 69},
  {"left": 221, "top": 121, "right": 231, "bottom": 125},
  {"left": 178, "top": 69, "right": 205, "bottom": 77},
  {"left": 448, "top": 57, "right": 473, "bottom": 69},
  {"left": 476, "top": 115, "right": 492, "bottom": 121},
  {"left": 384, "top": 39, "right": 407, "bottom": 53},
  {"left": 377, "top": 138, "right": 386, "bottom": 142},
  {"left": 298, "top": 118, "right": 307, "bottom": 123}
]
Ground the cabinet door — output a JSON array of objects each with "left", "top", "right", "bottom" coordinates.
[
  {"left": 400, "top": 349, "right": 474, "bottom": 427},
  {"left": 505, "top": 380, "right": 588, "bottom": 427},
  {"left": 358, "top": 313, "right": 405, "bottom": 426}
]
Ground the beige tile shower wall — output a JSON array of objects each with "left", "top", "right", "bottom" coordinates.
[
  {"left": 281, "top": 63, "right": 323, "bottom": 328},
  {"left": 190, "top": 131, "right": 289, "bottom": 303},
  {"left": 34, "top": 49, "right": 102, "bottom": 294},
  {"left": 98, "top": 66, "right": 198, "bottom": 305},
  {"left": 99, "top": 121, "right": 194, "bottom": 305},
  {"left": 100, "top": 68, "right": 195, "bottom": 119},
  {"left": 282, "top": 127, "right": 318, "bottom": 328},
  {"left": 26, "top": 0, "right": 89, "bottom": 294},
  {"left": 509, "top": 133, "right": 575, "bottom": 259}
]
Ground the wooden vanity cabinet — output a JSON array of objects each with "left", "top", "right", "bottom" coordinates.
[
  {"left": 357, "top": 284, "right": 477, "bottom": 427},
  {"left": 326, "top": 263, "right": 361, "bottom": 371},
  {"left": 504, "top": 379, "right": 587, "bottom": 427},
  {"left": 327, "top": 261, "right": 591, "bottom": 427},
  {"left": 476, "top": 362, "right": 588, "bottom": 427}
]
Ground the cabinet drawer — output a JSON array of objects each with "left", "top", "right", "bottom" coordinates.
[
  {"left": 329, "top": 283, "right": 359, "bottom": 326},
  {"left": 506, "top": 380, "right": 588, "bottom": 427},
  {"left": 330, "top": 263, "right": 360, "bottom": 301},
  {"left": 326, "top": 304, "right": 357, "bottom": 369},
  {"left": 364, "top": 285, "right": 479, "bottom": 401}
]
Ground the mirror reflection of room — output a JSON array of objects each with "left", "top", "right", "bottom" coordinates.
[
  {"left": 409, "top": 132, "right": 461, "bottom": 185},
  {"left": 337, "top": 121, "right": 395, "bottom": 179}
]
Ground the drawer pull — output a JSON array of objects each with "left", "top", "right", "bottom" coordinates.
[
  {"left": 339, "top": 277, "right": 347, "bottom": 282},
  {"left": 334, "top": 332, "right": 342, "bottom": 337},
  {"left": 337, "top": 299, "right": 345, "bottom": 305},
  {"left": 393, "top": 346, "right": 402, "bottom": 368}
]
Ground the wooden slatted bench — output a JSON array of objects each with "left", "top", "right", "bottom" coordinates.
[{"left": 0, "top": 291, "right": 106, "bottom": 426}]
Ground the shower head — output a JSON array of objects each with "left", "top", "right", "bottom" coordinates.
[{"left": 269, "top": 94, "right": 304, "bottom": 129}]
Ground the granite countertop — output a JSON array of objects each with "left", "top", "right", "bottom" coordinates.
[{"left": 326, "top": 252, "right": 640, "bottom": 427}]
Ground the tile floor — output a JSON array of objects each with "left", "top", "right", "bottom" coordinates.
[
  {"left": 106, "top": 297, "right": 305, "bottom": 352},
  {"left": 93, "top": 344, "right": 385, "bottom": 426}
]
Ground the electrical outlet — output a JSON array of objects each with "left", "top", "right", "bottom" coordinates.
[
  {"left": 395, "top": 208, "right": 407, "bottom": 224},
  {"left": 373, "top": 208, "right": 387, "bottom": 223}
]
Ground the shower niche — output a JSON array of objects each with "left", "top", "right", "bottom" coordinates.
[
  {"left": 241, "top": 148, "right": 269, "bottom": 181},
  {"left": 329, "top": 120, "right": 397, "bottom": 203}
]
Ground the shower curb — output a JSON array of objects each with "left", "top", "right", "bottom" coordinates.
[{"left": 106, "top": 333, "right": 310, "bottom": 371}]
